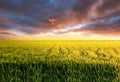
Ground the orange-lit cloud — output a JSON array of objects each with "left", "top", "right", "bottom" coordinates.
[
  {"left": 49, "top": 18, "right": 57, "bottom": 25},
  {"left": 0, "top": 0, "right": 120, "bottom": 40}
]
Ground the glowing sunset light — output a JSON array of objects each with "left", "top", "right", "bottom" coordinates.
[
  {"left": 52, "top": 23, "right": 86, "bottom": 34},
  {"left": 0, "top": 0, "right": 120, "bottom": 40}
]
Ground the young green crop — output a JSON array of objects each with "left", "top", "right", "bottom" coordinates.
[{"left": 0, "top": 40, "right": 120, "bottom": 82}]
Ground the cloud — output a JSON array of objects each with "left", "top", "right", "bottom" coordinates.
[
  {"left": 96, "top": 0, "right": 120, "bottom": 15},
  {"left": 53, "top": 15, "right": 120, "bottom": 35},
  {"left": 0, "top": 0, "right": 120, "bottom": 37}
]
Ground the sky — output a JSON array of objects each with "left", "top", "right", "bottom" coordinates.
[{"left": 0, "top": 0, "right": 120, "bottom": 40}]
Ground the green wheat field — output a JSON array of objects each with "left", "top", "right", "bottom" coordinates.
[{"left": 0, "top": 40, "right": 120, "bottom": 82}]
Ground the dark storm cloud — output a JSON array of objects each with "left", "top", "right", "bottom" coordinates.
[
  {"left": 0, "top": 0, "right": 120, "bottom": 35},
  {"left": 96, "top": 0, "right": 120, "bottom": 15},
  {"left": 68, "top": 15, "right": 120, "bottom": 35},
  {"left": 71, "top": 0, "right": 97, "bottom": 21},
  {"left": 86, "top": 16, "right": 120, "bottom": 34},
  {"left": 0, "top": 0, "right": 78, "bottom": 33},
  {"left": 90, "top": 16, "right": 120, "bottom": 27}
]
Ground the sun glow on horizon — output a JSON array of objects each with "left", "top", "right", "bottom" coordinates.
[{"left": 0, "top": 22, "right": 120, "bottom": 40}]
